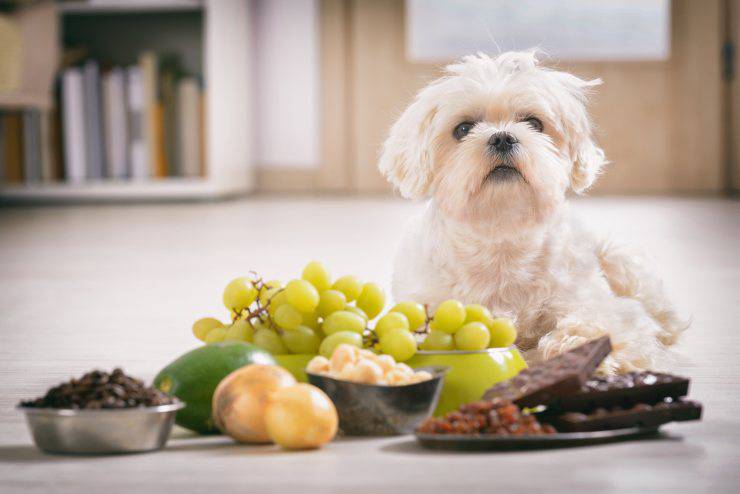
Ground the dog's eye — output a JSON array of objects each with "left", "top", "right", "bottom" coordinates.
[
  {"left": 523, "top": 116, "right": 544, "bottom": 132},
  {"left": 453, "top": 121, "right": 475, "bottom": 140}
]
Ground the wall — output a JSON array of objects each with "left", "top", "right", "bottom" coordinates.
[{"left": 253, "top": 0, "right": 320, "bottom": 169}]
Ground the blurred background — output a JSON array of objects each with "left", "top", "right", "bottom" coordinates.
[{"left": 0, "top": 0, "right": 738, "bottom": 199}]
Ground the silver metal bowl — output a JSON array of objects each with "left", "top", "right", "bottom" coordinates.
[
  {"left": 307, "top": 366, "right": 447, "bottom": 436},
  {"left": 18, "top": 402, "right": 185, "bottom": 455}
]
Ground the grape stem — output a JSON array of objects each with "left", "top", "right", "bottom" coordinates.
[
  {"left": 231, "top": 275, "right": 284, "bottom": 332},
  {"left": 363, "top": 329, "right": 379, "bottom": 348},
  {"left": 413, "top": 303, "right": 433, "bottom": 335}
]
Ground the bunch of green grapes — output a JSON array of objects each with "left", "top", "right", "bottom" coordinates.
[
  {"left": 419, "top": 300, "right": 517, "bottom": 351},
  {"left": 192, "top": 262, "right": 518, "bottom": 363},
  {"left": 192, "top": 261, "right": 387, "bottom": 359},
  {"left": 364, "top": 300, "right": 518, "bottom": 360}
]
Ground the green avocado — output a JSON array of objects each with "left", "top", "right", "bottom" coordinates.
[{"left": 153, "top": 341, "right": 275, "bottom": 434}]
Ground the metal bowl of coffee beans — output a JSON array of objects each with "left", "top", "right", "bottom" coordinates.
[{"left": 18, "top": 369, "right": 184, "bottom": 455}]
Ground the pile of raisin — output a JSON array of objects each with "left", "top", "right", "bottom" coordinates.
[
  {"left": 20, "top": 368, "right": 176, "bottom": 409},
  {"left": 417, "top": 398, "right": 556, "bottom": 435}
]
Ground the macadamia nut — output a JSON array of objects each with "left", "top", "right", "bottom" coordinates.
[
  {"left": 330, "top": 344, "right": 357, "bottom": 373},
  {"left": 309, "top": 344, "right": 432, "bottom": 386},
  {"left": 306, "top": 356, "right": 330, "bottom": 374},
  {"left": 349, "top": 359, "right": 384, "bottom": 384}
]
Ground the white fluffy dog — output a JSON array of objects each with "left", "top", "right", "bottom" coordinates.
[{"left": 379, "top": 51, "right": 685, "bottom": 373}]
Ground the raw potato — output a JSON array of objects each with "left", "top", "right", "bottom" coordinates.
[
  {"left": 212, "top": 364, "right": 296, "bottom": 443},
  {"left": 265, "top": 383, "right": 338, "bottom": 450}
]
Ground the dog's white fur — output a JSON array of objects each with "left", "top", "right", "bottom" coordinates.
[{"left": 379, "top": 51, "right": 686, "bottom": 373}]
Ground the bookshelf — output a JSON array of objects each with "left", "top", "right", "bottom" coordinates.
[{"left": 0, "top": 0, "right": 254, "bottom": 203}]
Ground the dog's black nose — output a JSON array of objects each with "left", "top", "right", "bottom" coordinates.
[{"left": 488, "top": 132, "right": 518, "bottom": 153}]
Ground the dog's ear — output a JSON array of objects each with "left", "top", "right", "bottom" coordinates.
[
  {"left": 378, "top": 90, "right": 440, "bottom": 199},
  {"left": 571, "top": 133, "right": 606, "bottom": 193},
  {"left": 553, "top": 72, "right": 607, "bottom": 193}
]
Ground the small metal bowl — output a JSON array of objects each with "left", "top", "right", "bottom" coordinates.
[
  {"left": 18, "top": 402, "right": 185, "bottom": 455},
  {"left": 307, "top": 366, "right": 447, "bottom": 436}
]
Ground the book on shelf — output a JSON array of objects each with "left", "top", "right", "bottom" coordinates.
[
  {"left": 1, "top": 113, "right": 24, "bottom": 183},
  {"left": 61, "top": 67, "right": 87, "bottom": 183},
  {"left": 161, "top": 61, "right": 179, "bottom": 177},
  {"left": 177, "top": 77, "right": 202, "bottom": 177},
  {"left": 102, "top": 67, "right": 128, "bottom": 179},
  {"left": 126, "top": 65, "right": 148, "bottom": 180},
  {"left": 39, "top": 108, "right": 55, "bottom": 182},
  {"left": 140, "top": 51, "right": 166, "bottom": 178},
  {"left": 0, "top": 116, "right": 4, "bottom": 182},
  {"left": 82, "top": 60, "right": 106, "bottom": 179},
  {"left": 22, "top": 110, "right": 41, "bottom": 183},
  {"left": 1, "top": 113, "right": 20, "bottom": 183},
  {"left": 2, "top": 50, "right": 206, "bottom": 187},
  {"left": 0, "top": 109, "right": 57, "bottom": 185},
  {"left": 199, "top": 90, "right": 206, "bottom": 176}
]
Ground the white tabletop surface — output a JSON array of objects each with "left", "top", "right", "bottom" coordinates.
[{"left": 1, "top": 197, "right": 738, "bottom": 493}]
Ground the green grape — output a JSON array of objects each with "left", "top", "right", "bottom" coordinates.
[
  {"left": 251, "top": 317, "right": 268, "bottom": 332},
  {"left": 302, "top": 311, "right": 321, "bottom": 331},
  {"left": 259, "top": 279, "right": 282, "bottom": 302},
  {"left": 274, "top": 304, "right": 302, "bottom": 330},
  {"left": 319, "top": 330, "right": 363, "bottom": 358},
  {"left": 344, "top": 305, "right": 368, "bottom": 321},
  {"left": 429, "top": 299, "right": 466, "bottom": 334},
  {"left": 224, "top": 319, "right": 254, "bottom": 342},
  {"left": 322, "top": 310, "right": 366, "bottom": 335},
  {"left": 356, "top": 282, "right": 385, "bottom": 319},
  {"left": 302, "top": 261, "right": 332, "bottom": 292},
  {"left": 253, "top": 328, "right": 289, "bottom": 354},
  {"left": 285, "top": 279, "right": 320, "bottom": 313},
  {"left": 379, "top": 328, "right": 417, "bottom": 362},
  {"left": 464, "top": 304, "right": 495, "bottom": 328},
  {"left": 332, "top": 275, "right": 362, "bottom": 301},
  {"left": 204, "top": 327, "right": 227, "bottom": 344},
  {"left": 374, "top": 311, "right": 410, "bottom": 339},
  {"left": 282, "top": 325, "right": 321, "bottom": 354},
  {"left": 223, "top": 277, "right": 258, "bottom": 312},
  {"left": 489, "top": 317, "right": 518, "bottom": 348},
  {"left": 454, "top": 322, "right": 490, "bottom": 351},
  {"left": 391, "top": 301, "right": 427, "bottom": 330},
  {"left": 267, "top": 290, "right": 288, "bottom": 317},
  {"left": 192, "top": 317, "right": 223, "bottom": 341},
  {"left": 419, "top": 329, "right": 455, "bottom": 351},
  {"left": 316, "top": 289, "right": 347, "bottom": 318}
]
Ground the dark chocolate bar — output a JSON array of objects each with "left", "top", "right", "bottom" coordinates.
[
  {"left": 483, "top": 335, "right": 612, "bottom": 408},
  {"left": 553, "top": 371, "right": 690, "bottom": 412},
  {"left": 549, "top": 398, "right": 702, "bottom": 432}
]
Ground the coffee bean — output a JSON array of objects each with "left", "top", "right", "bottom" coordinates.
[{"left": 19, "top": 369, "right": 177, "bottom": 409}]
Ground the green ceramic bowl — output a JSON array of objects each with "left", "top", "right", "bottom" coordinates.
[
  {"left": 407, "top": 347, "right": 527, "bottom": 416},
  {"left": 273, "top": 354, "right": 316, "bottom": 382}
]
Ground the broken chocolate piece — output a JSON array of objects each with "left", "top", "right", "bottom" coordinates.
[
  {"left": 553, "top": 371, "right": 690, "bottom": 412},
  {"left": 549, "top": 398, "right": 702, "bottom": 432},
  {"left": 483, "top": 335, "right": 612, "bottom": 408}
]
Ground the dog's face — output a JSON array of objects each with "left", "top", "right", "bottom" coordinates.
[{"left": 379, "top": 52, "right": 606, "bottom": 230}]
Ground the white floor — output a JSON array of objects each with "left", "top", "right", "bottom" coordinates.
[{"left": 0, "top": 196, "right": 738, "bottom": 493}]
